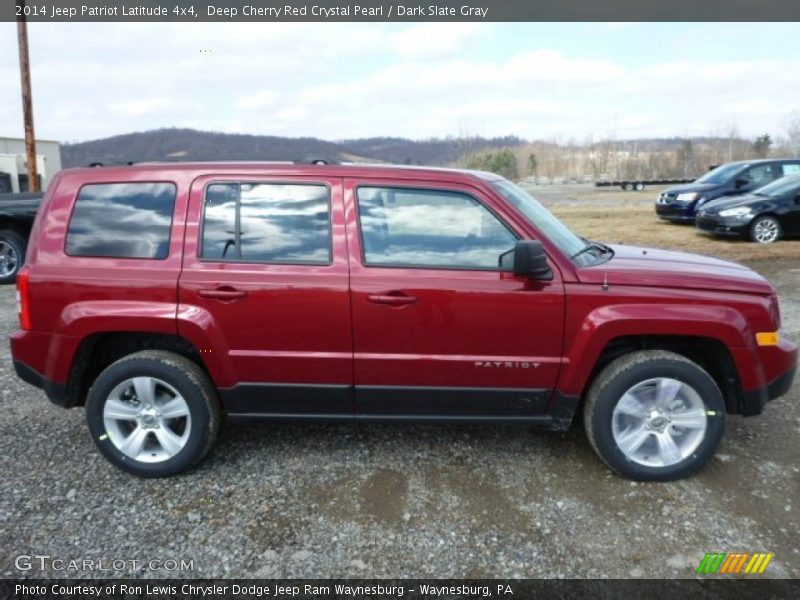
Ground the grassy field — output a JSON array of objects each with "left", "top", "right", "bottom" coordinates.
[{"left": 536, "top": 187, "right": 800, "bottom": 263}]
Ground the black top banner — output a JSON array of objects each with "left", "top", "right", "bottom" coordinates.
[{"left": 4, "top": 0, "right": 800, "bottom": 22}]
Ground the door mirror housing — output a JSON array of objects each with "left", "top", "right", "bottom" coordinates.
[
  {"left": 513, "top": 240, "right": 553, "bottom": 280},
  {"left": 734, "top": 178, "right": 750, "bottom": 189}
]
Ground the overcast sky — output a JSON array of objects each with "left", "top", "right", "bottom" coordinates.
[{"left": 1, "top": 22, "right": 798, "bottom": 143}]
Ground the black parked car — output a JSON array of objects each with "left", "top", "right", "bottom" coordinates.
[
  {"left": 696, "top": 174, "right": 800, "bottom": 243},
  {"left": 655, "top": 158, "right": 800, "bottom": 222},
  {"left": 0, "top": 192, "right": 42, "bottom": 283}
]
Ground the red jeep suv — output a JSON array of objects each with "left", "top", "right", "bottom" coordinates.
[{"left": 10, "top": 162, "right": 797, "bottom": 480}]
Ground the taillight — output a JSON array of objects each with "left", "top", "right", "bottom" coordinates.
[{"left": 16, "top": 267, "right": 31, "bottom": 330}]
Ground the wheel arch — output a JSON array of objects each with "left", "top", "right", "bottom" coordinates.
[
  {"left": 0, "top": 216, "right": 32, "bottom": 238},
  {"left": 64, "top": 332, "right": 213, "bottom": 408},
  {"left": 580, "top": 335, "right": 745, "bottom": 414}
]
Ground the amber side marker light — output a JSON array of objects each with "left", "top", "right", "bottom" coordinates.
[
  {"left": 16, "top": 268, "right": 31, "bottom": 330},
  {"left": 756, "top": 332, "right": 780, "bottom": 346}
]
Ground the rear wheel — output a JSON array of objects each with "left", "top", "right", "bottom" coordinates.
[
  {"left": 750, "top": 216, "right": 781, "bottom": 243},
  {"left": 0, "top": 230, "right": 26, "bottom": 284},
  {"left": 86, "top": 350, "right": 220, "bottom": 477},
  {"left": 584, "top": 350, "right": 725, "bottom": 481}
]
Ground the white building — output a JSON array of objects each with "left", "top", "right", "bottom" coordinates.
[{"left": 0, "top": 136, "right": 62, "bottom": 193}]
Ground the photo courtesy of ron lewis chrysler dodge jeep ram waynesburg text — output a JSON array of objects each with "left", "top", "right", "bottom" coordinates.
[{"left": 9, "top": 162, "right": 797, "bottom": 480}]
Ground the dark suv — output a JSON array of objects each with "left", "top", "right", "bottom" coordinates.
[
  {"left": 655, "top": 159, "right": 800, "bottom": 222},
  {"left": 10, "top": 162, "right": 797, "bottom": 480}
]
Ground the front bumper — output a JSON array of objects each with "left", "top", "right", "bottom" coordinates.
[
  {"left": 740, "top": 338, "right": 798, "bottom": 416},
  {"left": 696, "top": 214, "right": 750, "bottom": 237},
  {"left": 655, "top": 201, "right": 695, "bottom": 222}
]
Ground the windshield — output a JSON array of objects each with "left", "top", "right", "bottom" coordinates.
[
  {"left": 754, "top": 174, "right": 800, "bottom": 197},
  {"left": 491, "top": 179, "right": 586, "bottom": 259},
  {"left": 695, "top": 162, "right": 748, "bottom": 185}
]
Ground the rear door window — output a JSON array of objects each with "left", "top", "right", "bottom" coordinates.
[
  {"left": 201, "top": 182, "right": 331, "bottom": 264},
  {"left": 66, "top": 182, "right": 176, "bottom": 259}
]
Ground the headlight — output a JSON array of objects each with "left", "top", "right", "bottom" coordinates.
[
  {"left": 719, "top": 206, "right": 753, "bottom": 218},
  {"left": 676, "top": 192, "right": 698, "bottom": 202}
]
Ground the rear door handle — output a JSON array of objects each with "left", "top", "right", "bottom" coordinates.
[
  {"left": 198, "top": 286, "right": 247, "bottom": 301},
  {"left": 367, "top": 292, "right": 418, "bottom": 306}
]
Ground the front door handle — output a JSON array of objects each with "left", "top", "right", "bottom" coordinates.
[
  {"left": 198, "top": 286, "right": 247, "bottom": 301},
  {"left": 367, "top": 292, "right": 418, "bottom": 306}
]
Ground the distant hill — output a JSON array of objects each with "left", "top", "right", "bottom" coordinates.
[
  {"left": 339, "top": 135, "right": 525, "bottom": 165},
  {"left": 61, "top": 128, "right": 527, "bottom": 168}
]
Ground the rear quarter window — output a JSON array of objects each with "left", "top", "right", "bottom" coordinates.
[{"left": 65, "top": 182, "right": 177, "bottom": 259}]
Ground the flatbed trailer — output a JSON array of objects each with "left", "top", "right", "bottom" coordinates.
[{"left": 595, "top": 178, "right": 694, "bottom": 191}]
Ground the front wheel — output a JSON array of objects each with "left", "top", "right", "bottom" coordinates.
[
  {"left": 583, "top": 350, "right": 725, "bottom": 481},
  {"left": 750, "top": 216, "right": 782, "bottom": 244},
  {"left": 86, "top": 350, "right": 221, "bottom": 477}
]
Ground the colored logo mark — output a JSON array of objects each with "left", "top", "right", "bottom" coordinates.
[{"left": 696, "top": 552, "right": 774, "bottom": 574}]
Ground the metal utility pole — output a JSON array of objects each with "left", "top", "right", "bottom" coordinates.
[{"left": 17, "top": 4, "right": 39, "bottom": 192}]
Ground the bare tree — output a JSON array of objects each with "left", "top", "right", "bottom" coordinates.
[
  {"left": 752, "top": 134, "right": 773, "bottom": 158},
  {"left": 786, "top": 112, "right": 800, "bottom": 157},
  {"left": 678, "top": 139, "right": 694, "bottom": 178}
]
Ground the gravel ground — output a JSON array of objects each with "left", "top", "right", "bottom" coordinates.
[{"left": 0, "top": 261, "right": 798, "bottom": 580}]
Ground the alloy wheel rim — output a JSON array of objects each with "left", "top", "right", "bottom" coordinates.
[
  {"left": 0, "top": 242, "right": 18, "bottom": 277},
  {"left": 611, "top": 377, "right": 707, "bottom": 468},
  {"left": 102, "top": 376, "right": 191, "bottom": 463},
  {"left": 754, "top": 219, "right": 778, "bottom": 243}
]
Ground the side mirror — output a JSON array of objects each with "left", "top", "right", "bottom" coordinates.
[
  {"left": 513, "top": 240, "right": 553, "bottom": 280},
  {"left": 734, "top": 178, "right": 750, "bottom": 189}
]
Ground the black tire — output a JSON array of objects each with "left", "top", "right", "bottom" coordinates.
[
  {"left": 583, "top": 350, "right": 725, "bottom": 481},
  {"left": 0, "top": 229, "right": 27, "bottom": 284},
  {"left": 86, "top": 350, "right": 221, "bottom": 477},
  {"left": 749, "top": 215, "right": 782, "bottom": 244},
  {"left": 634, "top": 182, "right": 645, "bottom": 191}
]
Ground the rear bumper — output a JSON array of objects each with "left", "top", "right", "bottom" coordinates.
[
  {"left": 10, "top": 328, "right": 75, "bottom": 407},
  {"left": 13, "top": 359, "right": 68, "bottom": 407}
]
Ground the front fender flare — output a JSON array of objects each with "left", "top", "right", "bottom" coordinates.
[{"left": 559, "top": 303, "right": 762, "bottom": 396}]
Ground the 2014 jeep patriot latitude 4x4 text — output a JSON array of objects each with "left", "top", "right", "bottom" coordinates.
[{"left": 10, "top": 162, "right": 797, "bottom": 480}]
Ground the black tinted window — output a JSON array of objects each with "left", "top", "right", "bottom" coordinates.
[
  {"left": 744, "top": 164, "right": 779, "bottom": 187},
  {"left": 357, "top": 187, "right": 517, "bottom": 269},
  {"left": 202, "top": 183, "right": 330, "bottom": 264},
  {"left": 66, "top": 183, "right": 176, "bottom": 259}
]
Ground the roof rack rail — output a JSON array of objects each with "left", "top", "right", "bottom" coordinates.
[
  {"left": 295, "top": 157, "right": 340, "bottom": 165},
  {"left": 87, "top": 161, "right": 137, "bottom": 167},
  {"left": 84, "top": 158, "right": 343, "bottom": 167}
]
